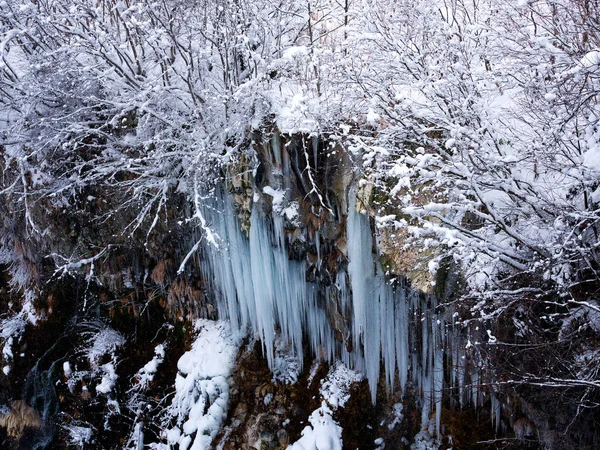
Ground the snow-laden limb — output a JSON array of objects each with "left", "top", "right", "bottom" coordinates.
[
  {"left": 51, "top": 246, "right": 113, "bottom": 280},
  {"left": 152, "top": 320, "right": 241, "bottom": 450},
  {"left": 177, "top": 173, "right": 222, "bottom": 275},
  {"left": 501, "top": 377, "right": 600, "bottom": 390},
  {"left": 132, "top": 343, "right": 166, "bottom": 391}
]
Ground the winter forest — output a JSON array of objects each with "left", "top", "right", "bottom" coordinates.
[{"left": 1, "top": 0, "right": 599, "bottom": 448}]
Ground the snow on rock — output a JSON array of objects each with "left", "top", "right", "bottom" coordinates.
[
  {"left": 288, "top": 362, "right": 361, "bottom": 450},
  {"left": 96, "top": 363, "right": 118, "bottom": 394},
  {"left": 319, "top": 362, "right": 363, "bottom": 409},
  {"left": 387, "top": 402, "right": 404, "bottom": 430},
  {"left": 1, "top": 314, "right": 25, "bottom": 365},
  {"left": 263, "top": 186, "right": 287, "bottom": 214},
  {"left": 411, "top": 425, "right": 439, "bottom": 450},
  {"left": 287, "top": 402, "right": 343, "bottom": 450},
  {"left": 262, "top": 186, "right": 300, "bottom": 222},
  {"left": 1, "top": 300, "right": 37, "bottom": 374},
  {"left": 272, "top": 335, "right": 301, "bottom": 385},
  {"left": 157, "top": 320, "right": 240, "bottom": 450}
]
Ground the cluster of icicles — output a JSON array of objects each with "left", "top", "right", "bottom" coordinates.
[{"left": 199, "top": 187, "right": 481, "bottom": 438}]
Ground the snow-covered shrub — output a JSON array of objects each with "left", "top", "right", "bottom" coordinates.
[{"left": 152, "top": 320, "right": 240, "bottom": 450}]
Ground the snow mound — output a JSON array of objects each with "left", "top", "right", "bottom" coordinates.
[
  {"left": 287, "top": 402, "right": 343, "bottom": 450},
  {"left": 157, "top": 320, "right": 240, "bottom": 450}
]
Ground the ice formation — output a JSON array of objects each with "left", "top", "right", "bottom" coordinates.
[{"left": 200, "top": 184, "right": 473, "bottom": 439}]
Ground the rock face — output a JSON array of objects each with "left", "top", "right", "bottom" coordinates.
[{"left": 1, "top": 129, "right": 596, "bottom": 450}]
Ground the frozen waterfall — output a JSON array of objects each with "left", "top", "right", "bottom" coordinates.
[{"left": 199, "top": 186, "right": 471, "bottom": 439}]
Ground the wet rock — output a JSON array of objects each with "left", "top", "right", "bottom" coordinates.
[{"left": 277, "top": 428, "right": 289, "bottom": 446}]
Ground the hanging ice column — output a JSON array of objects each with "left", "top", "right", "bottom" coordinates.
[{"left": 200, "top": 189, "right": 335, "bottom": 369}]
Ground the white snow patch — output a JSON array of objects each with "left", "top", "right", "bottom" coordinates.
[
  {"left": 263, "top": 186, "right": 300, "bottom": 223},
  {"left": 63, "top": 361, "right": 72, "bottom": 378},
  {"left": 96, "top": 362, "right": 118, "bottom": 394},
  {"left": 387, "top": 403, "right": 404, "bottom": 430},
  {"left": 366, "top": 108, "right": 380, "bottom": 125},
  {"left": 580, "top": 50, "right": 600, "bottom": 69},
  {"left": 288, "top": 363, "right": 360, "bottom": 450},
  {"left": 411, "top": 423, "right": 439, "bottom": 450},
  {"left": 583, "top": 145, "right": 600, "bottom": 171},
  {"left": 272, "top": 336, "right": 301, "bottom": 385},
  {"left": 1, "top": 314, "right": 27, "bottom": 372}
]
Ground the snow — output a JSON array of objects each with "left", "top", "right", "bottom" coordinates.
[
  {"left": 411, "top": 426, "right": 439, "bottom": 450},
  {"left": 582, "top": 146, "right": 600, "bottom": 171},
  {"left": 86, "top": 328, "right": 125, "bottom": 369},
  {"left": 1, "top": 314, "right": 26, "bottom": 372},
  {"left": 63, "top": 361, "right": 72, "bottom": 378},
  {"left": 580, "top": 50, "right": 600, "bottom": 69},
  {"left": 157, "top": 320, "right": 240, "bottom": 450},
  {"left": 288, "top": 362, "right": 361, "bottom": 450},
  {"left": 287, "top": 402, "right": 343, "bottom": 450},
  {"left": 96, "top": 363, "right": 118, "bottom": 394},
  {"left": 272, "top": 336, "right": 301, "bottom": 385},
  {"left": 135, "top": 344, "right": 166, "bottom": 390},
  {"left": 263, "top": 185, "right": 298, "bottom": 221},
  {"left": 366, "top": 108, "right": 380, "bottom": 125},
  {"left": 66, "top": 425, "right": 93, "bottom": 448},
  {"left": 319, "top": 362, "right": 362, "bottom": 409},
  {"left": 2, "top": 0, "right": 600, "bottom": 446}
]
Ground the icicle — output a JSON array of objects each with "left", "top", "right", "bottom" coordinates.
[
  {"left": 312, "top": 135, "right": 319, "bottom": 171},
  {"left": 491, "top": 394, "right": 501, "bottom": 434},
  {"left": 434, "top": 317, "right": 444, "bottom": 440},
  {"left": 272, "top": 133, "right": 282, "bottom": 167},
  {"left": 315, "top": 230, "right": 321, "bottom": 269},
  {"left": 472, "top": 370, "right": 479, "bottom": 407},
  {"left": 395, "top": 285, "right": 409, "bottom": 391},
  {"left": 346, "top": 188, "right": 382, "bottom": 402},
  {"left": 198, "top": 183, "right": 476, "bottom": 437}
]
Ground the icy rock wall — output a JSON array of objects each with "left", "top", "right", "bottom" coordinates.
[{"left": 198, "top": 183, "right": 474, "bottom": 439}]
